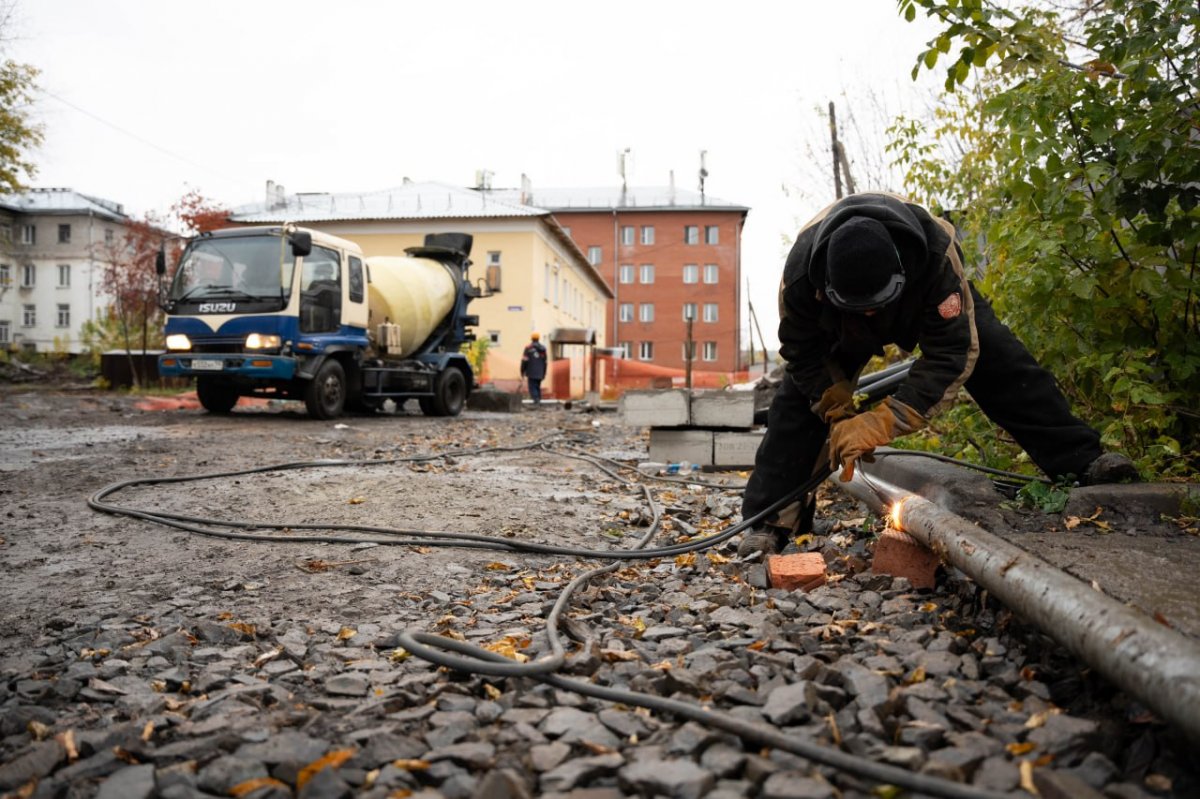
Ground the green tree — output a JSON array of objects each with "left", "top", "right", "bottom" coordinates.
[
  {"left": 892, "top": 0, "right": 1200, "bottom": 478},
  {"left": 0, "top": 0, "right": 42, "bottom": 192}
]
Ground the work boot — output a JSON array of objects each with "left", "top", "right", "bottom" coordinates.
[
  {"left": 1081, "top": 453, "right": 1140, "bottom": 485},
  {"left": 736, "top": 525, "right": 791, "bottom": 560}
]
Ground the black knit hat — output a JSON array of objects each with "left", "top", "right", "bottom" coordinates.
[{"left": 824, "top": 217, "right": 906, "bottom": 311}]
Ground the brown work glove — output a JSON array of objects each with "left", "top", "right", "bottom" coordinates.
[
  {"left": 812, "top": 380, "right": 856, "bottom": 424},
  {"left": 829, "top": 397, "right": 926, "bottom": 482}
]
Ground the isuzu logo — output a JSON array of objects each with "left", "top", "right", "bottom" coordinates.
[{"left": 198, "top": 302, "right": 237, "bottom": 313}]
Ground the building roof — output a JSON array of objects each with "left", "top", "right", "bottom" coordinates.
[
  {"left": 485, "top": 185, "right": 749, "bottom": 213},
  {"left": 0, "top": 187, "right": 130, "bottom": 222},
  {"left": 230, "top": 181, "right": 549, "bottom": 223}
]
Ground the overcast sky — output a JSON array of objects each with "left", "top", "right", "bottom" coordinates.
[{"left": 10, "top": 0, "right": 941, "bottom": 348}]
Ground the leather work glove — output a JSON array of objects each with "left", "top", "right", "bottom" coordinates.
[
  {"left": 829, "top": 397, "right": 926, "bottom": 482},
  {"left": 812, "top": 380, "right": 857, "bottom": 424}
]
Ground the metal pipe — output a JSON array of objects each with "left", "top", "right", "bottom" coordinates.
[{"left": 841, "top": 468, "right": 1200, "bottom": 745}]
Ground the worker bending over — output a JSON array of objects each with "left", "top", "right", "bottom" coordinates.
[{"left": 739, "top": 193, "right": 1136, "bottom": 558}]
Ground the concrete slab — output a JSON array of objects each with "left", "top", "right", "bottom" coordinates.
[
  {"left": 691, "top": 391, "right": 755, "bottom": 429},
  {"left": 648, "top": 429, "right": 714, "bottom": 466},
  {"left": 713, "top": 431, "right": 764, "bottom": 468},
  {"left": 619, "top": 390, "right": 690, "bottom": 428}
]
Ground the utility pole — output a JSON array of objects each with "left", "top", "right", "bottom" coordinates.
[
  {"left": 685, "top": 316, "right": 695, "bottom": 392},
  {"left": 748, "top": 296, "right": 770, "bottom": 370},
  {"left": 829, "top": 101, "right": 843, "bottom": 200},
  {"left": 746, "top": 280, "right": 756, "bottom": 368}
]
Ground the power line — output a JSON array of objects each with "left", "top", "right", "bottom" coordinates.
[{"left": 38, "top": 88, "right": 246, "bottom": 186}]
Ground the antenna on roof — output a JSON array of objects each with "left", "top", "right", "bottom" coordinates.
[
  {"left": 698, "top": 150, "right": 709, "bottom": 204},
  {"left": 617, "top": 147, "right": 631, "bottom": 205}
]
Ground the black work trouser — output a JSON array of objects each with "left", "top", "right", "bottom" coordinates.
[{"left": 742, "top": 286, "right": 1103, "bottom": 528}]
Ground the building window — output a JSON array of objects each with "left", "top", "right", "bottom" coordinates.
[
  {"left": 19, "top": 224, "right": 35, "bottom": 245},
  {"left": 639, "top": 264, "right": 655, "bottom": 284},
  {"left": 58, "top": 264, "right": 71, "bottom": 287},
  {"left": 705, "top": 225, "right": 719, "bottom": 245},
  {"left": 621, "top": 226, "right": 635, "bottom": 246},
  {"left": 58, "top": 224, "right": 71, "bottom": 244},
  {"left": 618, "top": 303, "right": 634, "bottom": 322},
  {"left": 544, "top": 264, "right": 551, "bottom": 301},
  {"left": 0, "top": 264, "right": 9, "bottom": 286},
  {"left": 682, "top": 341, "right": 696, "bottom": 361},
  {"left": 704, "top": 264, "right": 719, "bottom": 284},
  {"left": 105, "top": 229, "right": 114, "bottom": 244},
  {"left": 588, "top": 246, "right": 602, "bottom": 265},
  {"left": 488, "top": 330, "right": 501, "bottom": 344},
  {"left": 619, "top": 264, "right": 635, "bottom": 284},
  {"left": 619, "top": 341, "right": 632, "bottom": 358},
  {"left": 638, "top": 303, "right": 655, "bottom": 323},
  {"left": 0, "top": 320, "right": 9, "bottom": 344},
  {"left": 22, "top": 304, "right": 35, "bottom": 327},
  {"left": 21, "top": 264, "right": 35, "bottom": 288},
  {"left": 682, "top": 264, "right": 699, "bottom": 284},
  {"left": 554, "top": 267, "right": 561, "bottom": 306},
  {"left": 641, "top": 226, "right": 655, "bottom": 245},
  {"left": 0, "top": 224, "right": 10, "bottom": 243},
  {"left": 639, "top": 341, "right": 654, "bottom": 361},
  {"left": 682, "top": 303, "right": 697, "bottom": 321},
  {"left": 703, "top": 303, "right": 719, "bottom": 322},
  {"left": 703, "top": 341, "right": 718, "bottom": 361},
  {"left": 57, "top": 304, "right": 70, "bottom": 328},
  {"left": 684, "top": 225, "right": 699, "bottom": 245},
  {"left": 485, "top": 252, "right": 501, "bottom": 293}
]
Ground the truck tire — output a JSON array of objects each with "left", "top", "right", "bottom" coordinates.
[
  {"left": 196, "top": 377, "right": 239, "bottom": 414},
  {"left": 427, "top": 367, "right": 467, "bottom": 417},
  {"left": 305, "top": 359, "right": 346, "bottom": 419}
]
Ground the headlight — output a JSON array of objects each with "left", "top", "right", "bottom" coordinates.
[
  {"left": 166, "top": 334, "right": 192, "bottom": 351},
  {"left": 245, "top": 333, "right": 282, "bottom": 349}
]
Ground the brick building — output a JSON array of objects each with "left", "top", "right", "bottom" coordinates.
[{"left": 488, "top": 184, "right": 749, "bottom": 374}]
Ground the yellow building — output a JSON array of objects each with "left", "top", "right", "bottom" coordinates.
[{"left": 230, "top": 181, "right": 612, "bottom": 398}]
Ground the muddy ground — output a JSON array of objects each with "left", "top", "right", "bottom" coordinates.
[{"left": 2, "top": 387, "right": 1198, "bottom": 799}]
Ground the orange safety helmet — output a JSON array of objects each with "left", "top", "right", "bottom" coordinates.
[{"left": 531, "top": 332, "right": 540, "bottom": 341}]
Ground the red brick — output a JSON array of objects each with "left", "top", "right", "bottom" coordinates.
[
  {"left": 767, "top": 553, "right": 827, "bottom": 592},
  {"left": 872, "top": 528, "right": 941, "bottom": 589}
]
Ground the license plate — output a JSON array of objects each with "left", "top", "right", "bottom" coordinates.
[{"left": 192, "top": 359, "right": 224, "bottom": 371}]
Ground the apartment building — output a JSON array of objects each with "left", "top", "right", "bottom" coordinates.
[
  {"left": 0, "top": 188, "right": 132, "bottom": 353},
  {"left": 488, "top": 184, "right": 749, "bottom": 374},
  {"left": 230, "top": 181, "right": 612, "bottom": 397}
]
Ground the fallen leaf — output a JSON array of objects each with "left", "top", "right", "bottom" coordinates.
[
  {"left": 601, "top": 648, "right": 640, "bottom": 662},
  {"left": 1018, "top": 760, "right": 1037, "bottom": 795},
  {"left": 230, "top": 777, "right": 292, "bottom": 798},
  {"left": 389, "top": 648, "right": 411, "bottom": 663},
  {"left": 650, "top": 660, "right": 673, "bottom": 671},
  {"left": 391, "top": 759, "right": 431, "bottom": 771},
  {"left": 337, "top": 627, "right": 356, "bottom": 641},
  {"left": 747, "top": 640, "right": 767, "bottom": 652},
  {"left": 1007, "top": 741, "right": 1036, "bottom": 755},
  {"left": 228, "top": 622, "right": 256, "bottom": 638},
  {"left": 792, "top": 533, "right": 814, "bottom": 548},
  {"left": 27, "top": 720, "right": 50, "bottom": 741},
  {"left": 484, "top": 683, "right": 502, "bottom": 700},
  {"left": 905, "top": 665, "right": 927, "bottom": 685},
  {"left": 347, "top": 496, "right": 366, "bottom": 504},
  {"left": 141, "top": 721, "right": 154, "bottom": 742},
  {"left": 56, "top": 730, "right": 77, "bottom": 762},
  {"left": 485, "top": 562, "right": 511, "bottom": 571},
  {"left": 297, "top": 749, "right": 356, "bottom": 790},
  {"left": 674, "top": 553, "right": 696, "bottom": 568},
  {"left": 706, "top": 551, "right": 730, "bottom": 565}
]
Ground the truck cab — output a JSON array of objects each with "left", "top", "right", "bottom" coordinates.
[{"left": 158, "top": 226, "right": 481, "bottom": 419}]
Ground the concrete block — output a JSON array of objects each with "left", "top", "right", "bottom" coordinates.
[
  {"left": 466, "top": 389, "right": 522, "bottom": 413},
  {"left": 691, "top": 391, "right": 755, "bottom": 429},
  {"left": 872, "top": 528, "right": 940, "bottom": 589},
  {"left": 713, "top": 430, "right": 765, "bottom": 468},
  {"left": 620, "top": 390, "right": 690, "bottom": 427},
  {"left": 767, "top": 553, "right": 827, "bottom": 592},
  {"left": 648, "top": 429, "right": 714, "bottom": 466}
]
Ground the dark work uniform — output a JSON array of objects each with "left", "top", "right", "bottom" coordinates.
[
  {"left": 743, "top": 193, "right": 1102, "bottom": 531},
  {"left": 520, "top": 340, "right": 548, "bottom": 404}
]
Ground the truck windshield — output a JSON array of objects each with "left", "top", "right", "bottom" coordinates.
[{"left": 170, "top": 236, "right": 297, "bottom": 303}]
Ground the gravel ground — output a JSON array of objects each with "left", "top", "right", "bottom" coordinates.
[{"left": 0, "top": 388, "right": 1196, "bottom": 799}]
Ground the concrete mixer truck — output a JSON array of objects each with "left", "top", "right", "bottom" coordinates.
[{"left": 156, "top": 226, "right": 485, "bottom": 419}]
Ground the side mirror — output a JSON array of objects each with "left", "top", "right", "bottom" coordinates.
[
  {"left": 290, "top": 231, "right": 312, "bottom": 257},
  {"left": 155, "top": 247, "right": 166, "bottom": 276}
]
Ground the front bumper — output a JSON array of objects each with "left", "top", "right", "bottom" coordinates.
[{"left": 158, "top": 353, "right": 298, "bottom": 381}]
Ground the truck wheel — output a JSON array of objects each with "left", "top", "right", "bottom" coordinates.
[
  {"left": 196, "top": 377, "right": 239, "bottom": 414},
  {"left": 428, "top": 368, "right": 467, "bottom": 417},
  {"left": 305, "top": 359, "right": 346, "bottom": 419}
]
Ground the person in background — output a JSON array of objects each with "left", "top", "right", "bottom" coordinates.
[
  {"left": 520, "top": 332, "right": 548, "bottom": 407},
  {"left": 738, "top": 192, "right": 1138, "bottom": 559}
]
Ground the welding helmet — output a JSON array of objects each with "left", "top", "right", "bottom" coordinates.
[{"left": 824, "top": 217, "right": 906, "bottom": 312}]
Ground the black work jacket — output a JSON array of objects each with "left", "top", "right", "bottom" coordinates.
[
  {"left": 521, "top": 342, "right": 548, "bottom": 380},
  {"left": 778, "top": 193, "right": 979, "bottom": 416}
]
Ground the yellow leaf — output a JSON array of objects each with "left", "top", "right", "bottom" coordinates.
[
  {"left": 141, "top": 721, "right": 154, "bottom": 742},
  {"left": 905, "top": 665, "right": 927, "bottom": 685},
  {"left": 484, "top": 683, "right": 502, "bottom": 700},
  {"left": 706, "top": 552, "right": 729, "bottom": 565},
  {"left": 56, "top": 730, "right": 78, "bottom": 762},
  {"left": 230, "top": 777, "right": 291, "bottom": 797},
  {"left": 1065, "top": 516, "right": 1083, "bottom": 530},
  {"left": 793, "top": 534, "right": 814, "bottom": 548},
  {"left": 918, "top": 602, "right": 938, "bottom": 613},
  {"left": 391, "top": 758, "right": 431, "bottom": 771},
  {"left": 747, "top": 640, "right": 767, "bottom": 652},
  {"left": 388, "top": 648, "right": 411, "bottom": 663},
  {"left": 483, "top": 637, "right": 530, "bottom": 663},
  {"left": 674, "top": 553, "right": 696, "bottom": 568},
  {"left": 485, "top": 562, "right": 511, "bottom": 571},
  {"left": 337, "top": 627, "right": 357, "bottom": 641},
  {"left": 1007, "top": 741, "right": 1036, "bottom": 756},
  {"left": 297, "top": 749, "right": 356, "bottom": 790},
  {"left": 1019, "top": 760, "right": 1037, "bottom": 794},
  {"left": 651, "top": 660, "right": 673, "bottom": 671},
  {"left": 348, "top": 496, "right": 367, "bottom": 505}
]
